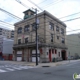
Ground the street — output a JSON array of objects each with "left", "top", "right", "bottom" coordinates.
[{"left": 0, "top": 60, "right": 80, "bottom": 80}]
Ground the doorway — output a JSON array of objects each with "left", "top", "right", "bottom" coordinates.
[
  {"left": 49, "top": 49, "right": 52, "bottom": 62},
  {"left": 61, "top": 50, "right": 66, "bottom": 60}
]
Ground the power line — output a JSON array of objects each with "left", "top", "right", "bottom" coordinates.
[
  {"left": 27, "top": 0, "right": 43, "bottom": 11},
  {"left": 1, "top": 14, "right": 80, "bottom": 33},
  {"left": 63, "top": 17, "right": 80, "bottom": 22},
  {"left": 15, "top": 0, "right": 30, "bottom": 8},
  {"left": 0, "top": 24, "right": 14, "bottom": 30},
  {"left": 0, "top": 20, "right": 14, "bottom": 26},
  {"left": 67, "top": 29, "right": 80, "bottom": 32},
  {"left": 0, "top": 8, "right": 22, "bottom": 20},
  {"left": 38, "top": 0, "right": 48, "bottom": 5},
  {"left": 42, "top": 0, "right": 63, "bottom": 9},
  {"left": 59, "top": 11, "right": 80, "bottom": 19}
]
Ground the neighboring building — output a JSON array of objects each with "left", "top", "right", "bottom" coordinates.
[
  {"left": 67, "top": 33, "right": 80, "bottom": 59},
  {"left": 0, "top": 27, "right": 14, "bottom": 39},
  {"left": 13, "top": 9, "right": 67, "bottom": 62},
  {"left": 0, "top": 35, "right": 13, "bottom": 60}
]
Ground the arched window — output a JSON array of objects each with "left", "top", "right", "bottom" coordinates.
[
  {"left": 17, "top": 27, "right": 22, "bottom": 34},
  {"left": 24, "top": 25, "right": 29, "bottom": 32}
]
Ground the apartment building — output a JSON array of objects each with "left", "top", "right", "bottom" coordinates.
[
  {"left": 0, "top": 27, "right": 14, "bottom": 39},
  {"left": 67, "top": 33, "right": 80, "bottom": 59},
  {"left": 0, "top": 36, "right": 13, "bottom": 60},
  {"left": 13, "top": 9, "right": 67, "bottom": 62}
]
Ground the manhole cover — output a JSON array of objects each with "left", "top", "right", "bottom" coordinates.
[
  {"left": 42, "top": 66, "right": 50, "bottom": 67},
  {"left": 44, "top": 72, "right": 51, "bottom": 74}
]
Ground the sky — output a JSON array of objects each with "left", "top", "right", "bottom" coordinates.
[{"left": 0, "top": 0, "right": 80, "bottom": 34}]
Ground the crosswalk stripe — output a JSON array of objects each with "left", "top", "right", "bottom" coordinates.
[
  {"left": 0, "top": 69, "right": 7, "bottom": 72},
  {"left": 6, "top": 68, "right": 15, "bottom": 71},
  {"left": 12, "top": 67, "right": 23, "bottom": 70},
  {"left": 0, "top": 65, "right": 35, "bottom": 73}
]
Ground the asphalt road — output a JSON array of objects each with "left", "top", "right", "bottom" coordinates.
[{"left": 0, "top": 61, "right": 80, "bottom": 80}]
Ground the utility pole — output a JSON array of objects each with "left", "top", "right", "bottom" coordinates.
[{"left": 35, "top": 8, "right": 38, "bottom": 66}]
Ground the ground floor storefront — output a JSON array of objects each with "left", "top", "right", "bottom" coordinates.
[{"left": 13, "top": 46, "right": 68, "bottom": 62}]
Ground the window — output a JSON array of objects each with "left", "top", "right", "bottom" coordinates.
[
  {"left": 58, "top": 52, "right": 60, "bottom": 57},
  {"left": 49, "top": 22, "right": 54, "bottom": 30},
  {"left": 0, "top": 28, "right": 2, "bottom": 32},
  {"left": 0, "top": 33, "right": 2, "bottom": 35},
  {"left": 25, "top": 37, "right": 28, "bottom": 43},
  {"left": 56, "top": 26, "right": 59, "bottom": 32},
  {"left": 61, "top": 28, "right": 64, "bottom": 35},
  {"left": 55, "top": 49, "right": 57, "bottom": 54},
  {"left": 57, "top": 36, "right": 59, "bottom": 40},
  {"left": 32, "top": 23, "right": 36, "bottom": 31},
  {"left": 61, "top": 38, "right": 65, "bottom": 43},
  {"left": 51, "top": 33, "right": 53, "bottom": 42},
  {"left": 11, "top": 35, "right": 14, "bottom": 38},
  {"left": 18, "top": 39, "right": 21, "bottom": 44},
  {"left": 24, "top": 25, "right": 30, "bottom": 32},
  {"left": 17, "top": 27, "right": 22, "bottom": 34}
]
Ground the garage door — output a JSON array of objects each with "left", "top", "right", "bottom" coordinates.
[
  {"left": 17, "top": 51, "right": 22, "bottom": 61},
  {"left": 32, "top": 57, "right": 40, "bottom": 62},
  {"left": 32, "top": 50, "right": 40, "bottom": 62}
]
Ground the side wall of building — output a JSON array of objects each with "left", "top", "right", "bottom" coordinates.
[{"left": 67, "top": 34, "right": 80, "bottom": 58}]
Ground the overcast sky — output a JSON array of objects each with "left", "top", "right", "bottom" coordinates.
[{"left": 0, "top": 0, "right": 80, "bottom": 34}]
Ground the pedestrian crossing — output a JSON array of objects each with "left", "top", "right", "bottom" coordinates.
[{"left": 0, "top": 64, "right": 35, "bottom": 73}]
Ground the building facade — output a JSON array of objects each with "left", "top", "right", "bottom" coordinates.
[
  {"left": 0, "top": 27, "right": 14, "bottom": 39},
  {"left": 67, "top": 34, "right": 80, "bottom": 59},
  {"left": 13, "top": 9, "right": 67, "bottom": 62},
  {"left": 0, "top": 36, "right": 13, "bottom": 60}
]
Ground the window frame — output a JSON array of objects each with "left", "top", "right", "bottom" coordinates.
[
  {"left": 61, "top": 38, "right": 65, "bottom": 44},
  {"left": 18, "top": 39, "right": 21, "bottom": 44},
  {"left": 24, "top": 25, "right": 30, "bottom": 32},
  {"left": 32, "top": 22, "right": 36, "bottom": 31},
  {"left": 17, "top": 27, "right": 22, "bottom": 34},
  {"left": 57, "top": 36, "right": 59, "bottom": 40},
  {"left": 61, "top": 28, "right": 64, "bottom": 35},
  {"left": 49, "top": 22, "right": 54, "bottom": 30},
  {"left": 56, "top": 26, "right": 59, "bottom": 32},
  {"left": 51, "top": 33, "right": 53, "bottom": 42},
  {"left": 25, "top": 37, "right": 28, "bottom": 43}
]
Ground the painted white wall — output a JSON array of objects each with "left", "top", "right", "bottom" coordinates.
[
  {"left": 57, "top": 49, "right": 61, "bottom": 57},
  {"left": 3, "top": 39, "right": 14, "bottom": 54}
]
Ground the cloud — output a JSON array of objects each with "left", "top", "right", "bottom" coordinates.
[{"left": 0, "top": 0, "right": 80, "bottom": 33}]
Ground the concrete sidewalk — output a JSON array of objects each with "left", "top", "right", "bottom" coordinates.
[{"left": 0, "top": 59, "right": 80, "bottom": 67}]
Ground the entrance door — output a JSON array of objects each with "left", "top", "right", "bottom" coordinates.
[
  {"left": 61, "top": 50, "right": 66, "bottom": 60},
  {"left": 49, "top": 49, "right": 52, "bottom": 62}
]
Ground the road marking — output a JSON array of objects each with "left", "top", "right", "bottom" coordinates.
[
  {"left": 12, "top": 67, "right": 23, "bottom": 70},
  {"left": 6, "top": 68, "right": 15, "bottom": 71},
  {"left": 0, "top": 69, "right": 7, "bottom": 72}
]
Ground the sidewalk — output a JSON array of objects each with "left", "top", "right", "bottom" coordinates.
[{"left": 0, "top": 59, "right": 80, "bottom": 67}]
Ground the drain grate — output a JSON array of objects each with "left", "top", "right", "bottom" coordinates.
[
  {"left": 44, "top": 72, "right": 51, "bottom": 74},
  {"left": 42, "top": 66, "right": 50, "bottom": 67}
]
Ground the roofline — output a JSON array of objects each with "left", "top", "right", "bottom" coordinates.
[{"left": 14, "top": 10, "right": 67, "bottom": 27}]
